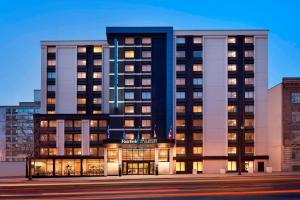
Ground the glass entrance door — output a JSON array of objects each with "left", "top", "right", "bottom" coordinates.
[{"left": 123, "top": 162, "right": 154, "bottom": 175}]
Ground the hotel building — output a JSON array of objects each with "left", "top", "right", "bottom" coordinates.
[{"left": 30, "top": 27, "right": 269, "bottom": 177}]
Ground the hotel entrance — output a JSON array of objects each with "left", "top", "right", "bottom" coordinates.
[{"left": 122, "top": 161, "right": 155, "bottom": 175}]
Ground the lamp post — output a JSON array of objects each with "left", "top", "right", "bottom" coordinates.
[{"left": 238, "top": 126, "right": 244, "bottom": 175}]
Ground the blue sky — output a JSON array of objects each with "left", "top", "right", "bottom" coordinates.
[{"left": 0, "top": 0, "right": 300, "bottom": 104}]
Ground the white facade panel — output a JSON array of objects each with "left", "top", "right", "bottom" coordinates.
[
  {"left": 56, "top": 120, "right": 65, "bottom": 155},
  {"left": 81, "top": 120, "right": 90, "bottom": 156},
  {"left": 41, "top": 46, "right": 47, "bottom": 114}
]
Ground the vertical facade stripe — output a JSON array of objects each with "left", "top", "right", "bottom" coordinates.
[{"left": 114, "top": 38, "right": 119, "bottom": 109}]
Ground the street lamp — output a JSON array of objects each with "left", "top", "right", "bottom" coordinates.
[{"left": 238, "top": 125, "right": 244, "bottom": 175}]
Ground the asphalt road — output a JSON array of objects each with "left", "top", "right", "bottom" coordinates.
[{"left": 1, "top": 175, "right": 300, "bottom": 199}]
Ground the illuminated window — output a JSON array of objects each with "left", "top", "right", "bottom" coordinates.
[
  {"left": 125, "top": 50, "right": 134, "bottom": 58},
  {"left": 49, "top": 120, "right": 56, "bottom": 128},
  {"left": 193, "top": 133, "right": 202, "bottom": 141},
  {"left": 228, "top": 147, "right": 237, "bottom": 154},
  {"left": 74, "top": 120, "right": 82, "bottom": 128},
  {"left": 40, "top": 121, "right": 48, "bottom": 127},
  {"left": 90, "top": 120, "right": 98, "bottom": 127},
  {"left": 47, "top": 47, "right": 56, "bottom": 53},
  {"left": 49, "top": 148, "right": 57, "bottom": 155},
  {"left": 245, "top": 91, "right": 254, "bottom": 99},
  {"left": 125, "top": 133, "right": 134, "bottom": 139},
  {"left": 65, "top": 148, "right": 73, "bottom": 155},
  {"left": 193, "top": 92, "right": 202, "bottom": 99},
  {"left": 74, "top": 148, "right": 82, "bottom": 155},
  {"left": 98, "top": 120, "right": 107, "bottom": 127},
  {"left": 245, "top": 78, "right": 254, "bottom": 85},
  {"left": 158, "top": 149, "right": 169, "bottom": 162},
  {"left": 77, "top": 72, "right": 86, "bottom": 79},
  {"left": 193, "top": 147, "right": 203, "bottom": 154},
  {"left": 245, "top": 161, "right": 254, "bottom": 171},
  {"left": 142, "top": 51, "right": 151, "bottom": 58},
  {"left": 47, "top": 98, "right": 56, "bottom": 104},
  {"left": 245, "top": 132, "right": 254, "bottom": 141},
  {"left": 245, "top": 105, "right": 254, "bottom": 113},
  {"left": 77, "top": 98, "right": 86, "bottom": 105},
  {"left": 176, "top": 147, "right": 185, "bottom": 155},
  {"left": 193, "top": 78, "right": 202, "bottom": 85},
  {"left": 125, "top": 105, "right": 134, "bottom": 114},
  {"left": 228, "top": 119, "right": 237, "bottom": 126},
  {"left": 176, "top": 37, "right": 185, "bottom": 44},
  {"left": 142, "top": 92, "right": 151, "bottom": 100},
  {"left": 93, "top": 46, "right": 102, "bottom": 53},
  {"left": 176, "top": 92, "right": 185, "bottom": 99},
  {"left": 65, "top": 120, "right": 73, "bottom": 128},
  {"left": 245, "top": 50, "right": 254, "bottom": 57},
  {"left": 94, "top": 59, "right": 102, "bottom": 66},
  {"left": 125, "top": 65, "right": 134, "bottom": 72},
  {"left": 47, "top": 85, "right": 56, "bottom": 92},
  {"left": 40, "top": 134, "right": 48, "bottom": 142},
  {"left": 176, "top": 119, "right": 185, "bottom": 127},
  {"left": 125, "top": 37, "right": 134, "bottom": 44},
  {"left": 176, "top": 64, "right": 185, "bottom": 72},
  {"left": 47, "top": 111, "right": 56, "bottom": 114},
  {"left": 193, "top": 64, "right": 202, "bottom": 72},
  {"left": 49, "top": 134, "right": 56, "bottom": 141},
  {"left": 245, "top": 119, "right": 254, "bottom": 127},
  {"left": 65, "top": 134, "right": 73, "bottom": 142},
  {"left": 142, "top": 65, "right": 151, "bottom": 72},
  {"left": 228, "top": 51, "right": 236, "bottom": 58},
  {"left": 40, "top": 148, "right": 48, "bottom": 155},
  {"left": 193, "top": 51, "right": 202, "bottom": 58},
  {"left": 48, "top": 59, "right": 56, "bottom": 66},
  {"left": 176, "top": 106, "right": 185, "bottom": 113},
  {"left": 228, "top": 132, "right": 237, "bottom": 141},
  {"left": 141, "top": 106, "right": 151, "bottom": 113},
  {"left": 244, "top": 37, "right": 253, "bottom": 44},
  {"left": 245, "top": 64, "right": 254, "bottom": 71},
  {"left": 77, "top": 46, "right": 86, "bottom": 53},
  {"left": 193, "top": 162, "right": 203, "bottom": 172},
  {"left": 176, "top": 162, "right": 185, "bottom": 172},
  {"left": 142, "top": 133, "right": 151, "bottom": 139},
  {"left": 227, "top": 161, "right": 237, "bottom": 171},
  {"left": 142, "top": 78, "right": 151, "bottom": 86},
  {"left": 245, "top": 146, "right": 254, "bottom": 154},
  {"left": 124, "top": 120, "right": 134, "bottom": 127},
  {"left": 142, "top": 120, "right": 151, "bottom": 127},
  {"left": 176, "top": 51, "right": 185, "bottom": 58},
  {"left": 193, "top": 106, "right": 202, "bottom": 113},
  {"left": 176, "top": 78, "right": 185, "bottom": 85},
  {"left": 93, "top": 85, "right": 101, "bottom": 91},
  {"left": 93, "top": 110, "right": 101, "bottom": 114},
  {"left": 77, "top": 85, "right": 86, "bottom": 92},
  {"left": 228, "top": 64, "right": 237, "bottom": 71},
  {"left": 228, "top": 78, "right": 237, "bottom": 85},
  {"left": 193, "top": 119, "right": 202, "bottom": 127},
  {"left": 176, "top": 133, "right": 185, "bottom": 141},
  {"left": 228, "top": 37, "right": 236, "bottom": 44},
  {"left": 89, "top": 147, "right": 98, "bottom": 156},
  {"left": 193, "top": 37, "right": 202, "bottom": 44},
  {"left": 125, "top": 78, "right": 134, "bottom": 86},
  {"left": 228, "top": 92, "right": 237, "bottom": 98},
  {"left": 125, "top": 92, "right": 134, "bottom": 100},
  {"left": 77, "top": 59, "right": 86, "bottom": 66},
  {"left": 142, "top": 37, "right": 151, "bottom": 45},
  {"left": 77, "top": 110, "right": 86, "bottom": 114},
  {"left": 228, "top": 105, "right": 237, "bottom": 112}
]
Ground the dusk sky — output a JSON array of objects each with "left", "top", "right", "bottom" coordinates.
[{"left": 1, "top": 0, "right": 300, "bottom": 105}]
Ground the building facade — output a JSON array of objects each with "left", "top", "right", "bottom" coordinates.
[
  {"left": 30, "top": 27, "right": 269, "bottom": 177},
  {"left": 268, "top": 78, "right": 300, "bottom": 172},
  {"left": 0, "top": 90, "right": 40, "bottom": 161}
]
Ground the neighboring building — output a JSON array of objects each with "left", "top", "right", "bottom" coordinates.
[
  {"left": 268, "top": 78, "right": 300, "bottom": 172},
  {"left": 30, "top": 27, "right": 269, "bottom": 177},
  {"left": 0, "top": 90, "right": 40, "bottom": 161}
]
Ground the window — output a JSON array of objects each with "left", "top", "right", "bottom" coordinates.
[
  {"left": 193, "top": 37, "right": 202, "bottom": 44},
  {"left": 93, "top": 98, "right": 101, "bottom": 104},
  {"left": 245, "top": 105, "right": 254, "bottom": 113},
  {"left": 193, "top": 92, "right": 202, "bottom": 99},
  {"left": 125, "top": 50, "right": 134, "bottom": 58},
  {"left": 193, "top": 106, "right": 202, "bottom": 113},
  {"left": 245, "top": 119, "right": 254, "bottom": 127},
  {"left": 125, "top": 37, "right": 134, "bottom": 44},
  {"left": 292, "top": 92, "right": 300, "bottom": 103},
  {"left": 245, "top": 161, "right": 254, "bottom": 171},
  {"left": 228, "top": 64, "right": 237, "bottom": 71},
  {"left": 176, "top": 106, "right": 185, "bottom": 113},
  {"left": 176, "top": 51, "right": 185, "bottom": 58},
  {"left": 40, "top": 148, "right": 48, "bottom": 155},
  {"left": 125, "top": 92, "right": 134, "bottom": 100},
  {"left": 193, "top": 119, "right": 202, "bottom": 127},
  {"left": 65, "top": 120, "right": 73, "bottom": 128},
  {"left": 228, "top": 37, "right": 236, "bottom": 44},
  {"left": 77, "top": 47, "right": 86, "bottom": 53},
  {"left": 228, "top": 147, "right": 237, "bottom": 154},
  {"left": 158, "top": 149, "right": 169, "bottom": 162},
  {"left": 48, "top": 60, "right": 56, "bottom": 66},
  {"left": 74, "top": 120, "right": 82, "bottom": 127},
  {"left": 93, "top": 72, "right": 101, "bottom": 79},
  {"left": 142, "top": 51, "right": 151, "bottom": 58},
  {"left": 245, "top": 132, "right": 254, "bottom": 141},
  {"left": 125, "top": 79, "right": 134, "bottom": 86},
  {"left": 228, "top": 133, "right": 237, "bottom": 141},
  {"left": 176, "top": 37, "right": 185, "bottom": 44},
  {"left": 245, "top": 78, "right": 254, "bottom": 85},
  {"left": 176, "top": 162, "right": 185, "bottom": 172},
  {"left": 93, "top": 85, "right": 101, "bottom": 92},
  {"left": 176, "top": 92, "right": 185, "bottom": 99},
  {"left": 176, "top": 133, "right": 185, "bottom": 141},
  {"left": 49, "top": 148, "right": 57, "bottom": 155},
  {"left": 245, "top": 64, "right": 254, "bottom": 71},
  {"left": 228, "top": 119, "right": 237, "bottom": 126},
  {"left": 193, "top": 64, "right": 202, "bottom": 72},
  {"left": 227, "top": 105, "right": 237, "bottom": 112},
  {"left": 124, "top": 119, "right": 134, "bottom": 127},
  {"left": 77, "top": 98, "right": 86, "bottom": 105},
  {"left": 93, "top": 46, "right": 102, "bottom": 53},
  {"left": 176, "top": 147, "right": 185, "bottom": 155},
  {"left": 125, "top": 65, "right": 134, "bottom": 72},
  {"left": 142, "top": 92, "right": 151, "bottom": 100},
  {"left": 40, "top": 120, "right": 48, "bottom": 127},
  {"left": 227, "top": 161, "right": 237, "bottom": 171},
  {"left": 176, "top": 119, "right": 185, "bottom": 127},
  {"left": 93, "top": 110, "right": 101, "bottom": 114},
  {"left": 193, "top": 78, "right": 202, "bottom": 85},
  {"left": 142, "top": 106, "right": 151, "bottom": 113},
  {"left": 90, "top": 120, "right": 98, "bottom": 127},
  {"left": 193, "top": 147, "right": 203, "bottom": 154},
  {"left": 193, "top": 162, "right": 203, "bottom": 172},
  {"left": 176, "top": 78, "right": 185, "bottom": 85},
  {"left": 47, "top": 47, "right": 56, "bottom": 53},
  {"left": 142, "top": 133, "right": 151, "bottom": 139},
  {"left": 228, "top": 92, "right": 237, "bottom": 98},
  {"left": 142, "top": 120, "right": 151, "bottom": 127},
  {"left": 292, "top": 112, "right": 300, "bottom": 123},
  {"left": 98, "top": 120, "right": 107, "bottom": 127},
  {"left": 126, "top": 133, "right": 135, "bottom": 139},
  {"left": 125, "top": 106, "right": 134, "bottom": 114},
  {"left": 47, "top": 85, "right": 56, "bottom": 92},
  {"left": 142, "top": 78, "right": 151, "bottom": 86},
  {"left": 176, "top": 64, "right": 185, "bottom": 72},
  {"left": 47, "top": 72, "right": 56, "bottom": 79},
  {"left": 49, "top": 120, "right": 56, "bottom": 128},
  {"left": 77, "top": 72, "right": 86, "bottom": 79},
  {"left": 47, "top": 111, "right": 56, "bottom": 114},
  {"left": 228, "top": 78, "right": 237, "bottom": 85},
  {"left": 193, "top": 51, "right": 202, "bottom": 58},
  {"left": 245, "top": 91, "right": 254, "bottom": 99},
  {"left": 193, "top": 133, "right": 202, "bottom": 141},
  {"left": 74, "top": 148, "right": 82, "bottom": 155},
  {"left": 244, "top": 37, "right": 254, "bottom": 44},
  {"left": 77, "top": 59, "right": 86, "bottom": 66},
  {"left": 228, "top": 51, "right": 236, "bottom": 58},
  {"left": 40, "top": 134, "right": 48, "bottom": 142},
  {"left": 142, "top": 65, "right": 151, "bottom": 72},
  {"left": 94, "top": 59, "right": 102, "bottom": 66},
  {"left": 142, "top": 37, "right": 151, "bottom": 45},
  {"left": 245, "top": 50, "right": 254, "bottom": 57},
  {"left": 89, "top": 147, "right": 98, "bottom": 156},
  {"left": 245, "top": 146, "right": 254, "bottom": 154},
  {"left": 291, "top": 148, "right": 300, "bottom": 160},
  {"left": 77, "top": 85, "right": 86, "bottom": 92},
  {"left": 74, "top": 134, "right": 81, "bottom": 142},
  {"left": 47, "top": 98, "right": 56, "bottom": 104}
]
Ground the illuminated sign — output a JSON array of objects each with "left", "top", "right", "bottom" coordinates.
[{"left": 121, "top": 139, "right": 157, "bottom": 144}]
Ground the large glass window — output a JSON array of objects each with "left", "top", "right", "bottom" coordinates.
[
  {"left": 292, "top": 92, "right": 300, "bottom": 103},
  {"left": 245, "top": 119, "right": 254, "bottom": 127},
  {"left": 228, "top": 51, "right": 236, "bottom": 58},
  {"left": 245, "top": 132, "right": 254, "bottom": 141},
  {"left": 125, "top": 78, "right": 134, "bottom": 86},
  {"left": 142, "top": 120, "right": 151, "bottom": 127},
  {"left": 193, "top": 64, "right": 202, "bottom": 72},
  {"left": 176, "top": 119, "right": 185, "bottom": 127},
  {"left": 292, "top": 112, "right": 300, "bottom": 123},
  {"left": 228, "top": 37, "right": 236, "bottom": 44},
  {"left": 227, "top": 105, "right": 237, "bottom": 112},
  {"left": 245, "top": 146, "right": 254, "bottom": 154},
  {"left": 93, "top": 85, "right": 101, "bottom": 92},
  {"left": 176, "top": 133, "right": 185, "bottom": 141},
  {"left": 158, "top": 149, "right": 169, "bottom": 162},
  {"left": 244, "top": 37, "right": 253, "bottom": 43},
  {"left": 228, "top": 147, "right": 237, "bottom": 154},
  {"left": 193, "top": 162, "right": 203, "bottom": 172},
  {"left": 94, "top": 60, "right": 102, "bottom": 66},
  {"left": 193, "top": 147, "right": 203, "bottom": 154},
  {"left": 93, "top": 46, "right": 102, "bottom": 53},
  {"left": 176, "top": 162, "right": 185, "bottom": 172},
  {"left": 124, "top": 120, "right": 134, "bottom": 127},
  {"left": 77, "top": 59, "right": 86, "bottom": 66},
  {"left": 77, "top": 98, "right": 86, "bottom": 105},
  {"left": 228, "top": 119, "right": 237, "bottom": 126},
  {"left": 77, "top": 72, "right": 86, "bottom": 79},
  {"left": 77, "top": 46, "right": 86, "bottom": 53},
  {"left": 48, "top": 60, "right": 56, "bottom": 66},
  {"left": 228, "top": 78, "right": 237, "bottom": 85},
  {"left": 227, "top": 161, "right": 237, "bottom": 171},
  {"left": 48, "top": 47, "right": 56, "bottom": 53},
  {"left": 125, "top": 105, "right": 135, "bottom": 114},
  {"left": 245, "top": 78, "right": 254, "bottom": 85},
  {"left": 141, "top": 106, "right": 151, "bottom": 113},
  {"left": 193, "top": 106, "right": 202, "bottom": 113},
  {"left": 107, "top": 149, "right": 118, "bottom": 163},
  {"left": 93, "top": 72, "right": 102, "bottom": 79},
  {"left": 228, "top": 132, "right": 237, "bottom": 141},
  {"left": 176, "top": 147, "right": 185, "bottom": 155},
  {"left": 228, "top": 64, "right": 237, "bottom": 71},
  {"left": 125, "top": 50, "right": 135, "bottom": 58},
  {"left": 245, "top": 64, "right": 254, "bottom": 71}
]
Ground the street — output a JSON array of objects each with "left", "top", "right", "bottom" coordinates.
[{"left": 1, "top": 175, "right": 300, "bottom": 199}]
